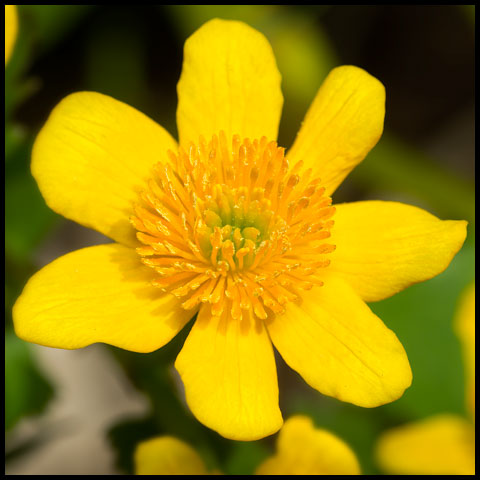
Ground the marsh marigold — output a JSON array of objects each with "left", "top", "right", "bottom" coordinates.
[
  {"left": 134, "top": 416, "right": 361, "bottom": 475},
  {"left": 13, "top": 19, "right": 467, "bottom": 440},
  {"left": 375, "top": 283, "right": 475, "bottom": 475},
  {"left": 5, "top": 5, "right": 17, "bottom": 65}
]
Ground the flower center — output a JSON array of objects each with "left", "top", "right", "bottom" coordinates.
[{"left": 132, "top": 132, "right": 335, "bottom": 321}]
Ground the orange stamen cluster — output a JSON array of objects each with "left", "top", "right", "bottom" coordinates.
[{"left": 131, "top": 132, "right": 335, "bottom": 321}]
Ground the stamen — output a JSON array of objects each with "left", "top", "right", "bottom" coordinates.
[{"left": 132, "top": 132, "right": 336, "bottom": 322}]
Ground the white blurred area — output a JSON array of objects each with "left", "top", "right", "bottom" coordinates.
[
  {"left": 6, "top": 344, "right": 149, "bottom": 475},
  {"left": 6, "top": 223, "right": 149, "bottom": 475}
]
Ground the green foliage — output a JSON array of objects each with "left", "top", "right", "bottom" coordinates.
[
  {"left": 5, "top": 331, "right": 54, "bottom": 432},
  {"left": 5, "top": 146, "right": 59, "bottom": 263},
  {"left": 461, "top": 5, "right": 475, "bottom": 26},
  {"left": 84, "top": 10, "right": 149, "bottom": 113},
  {"left": 223, "top": 440, "right": 271, "bottom": 475},
  {"left": 108, "top": 416, "right": 159, "bottom": 474},
  {"left": 19, "top": 5, "right": 93, "bottom": 52},
  {"left": 373, "top": 244, "right": 475, "bottom": 419}
]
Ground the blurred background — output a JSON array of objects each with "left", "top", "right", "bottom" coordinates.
[{"left": 5, "top": 5, "right": 475, "bottom": 475}]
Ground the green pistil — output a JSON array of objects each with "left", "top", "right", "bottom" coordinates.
[{"left": 197, "top": 192, "right": 279, "bottom": 270}]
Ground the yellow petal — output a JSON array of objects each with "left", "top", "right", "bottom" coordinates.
[
  {"left": 32, "top": 91, "right": 178, "bottom": 246},
  {"left": 454, "top": 283, "right": 475, "bottom": 419},
  {"left": 134, "top": 436, "right": 209, "bottom": 475},
  {"left": 5, "top": 5, "right": 17, "bottom": 65},
  {"left": 287, "top": 65, "right": 385, "bottom": 196},
  {"left": 328, "top": 201, "right": 467, "bottom": 302},
  {"left": 175, "top": 305, "right": 283, "bottom": 440},
  {"left": 176, "top": 19, "right": 283, "bottom": 146},
  {"left": 376, "top": 414, "right": 475, "bottom": 475},
  {"left": 13, "top": 244, "right": 193, "bottom": 352},
  {"left": 256, "top": 415, "right": 361, "bottom": 475},
  {"left": 266, "top": 275, "right": 412, "bottom": 408}
]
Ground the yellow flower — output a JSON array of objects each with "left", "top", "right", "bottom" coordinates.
[
  {"left": 375, "top": 283, "right": 475, "bottom": 475},
  {"left": 5, "top": 5, "right": 17, "bottom": 65},
  {"left": 13, "top": 19, "right": 467, "bottom": 440},
  {"left": 456, "top": 283, "right": 475, "bottom": 421},
  {"left": 134, "top": 416, "right": 361, "bottom": 475}
]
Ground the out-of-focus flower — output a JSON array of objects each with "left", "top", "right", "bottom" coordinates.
[
  {"left": 456, "top": 283, "right": 475, "bottom": 420},
  {"left": 375, "top": 283, "right": 475, "bottom": 475},
  {"left": 135, "top": 436, "right": 212, "bottom": 475},
  {"left": 255, "top": 416, "right": 361, "bottom": 475},
  {"left": 13, "top": 19, "right": 467, "bottom": 440},
  {"left": 135, "top": 416, "right": 360, "bottom": 475},
  {"left": 5, "top": 5, "right": 17, "bottom": 65}
]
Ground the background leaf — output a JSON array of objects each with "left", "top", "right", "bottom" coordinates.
[{"left": 5, "top": 331, "right": 54, "bottom": 432}]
